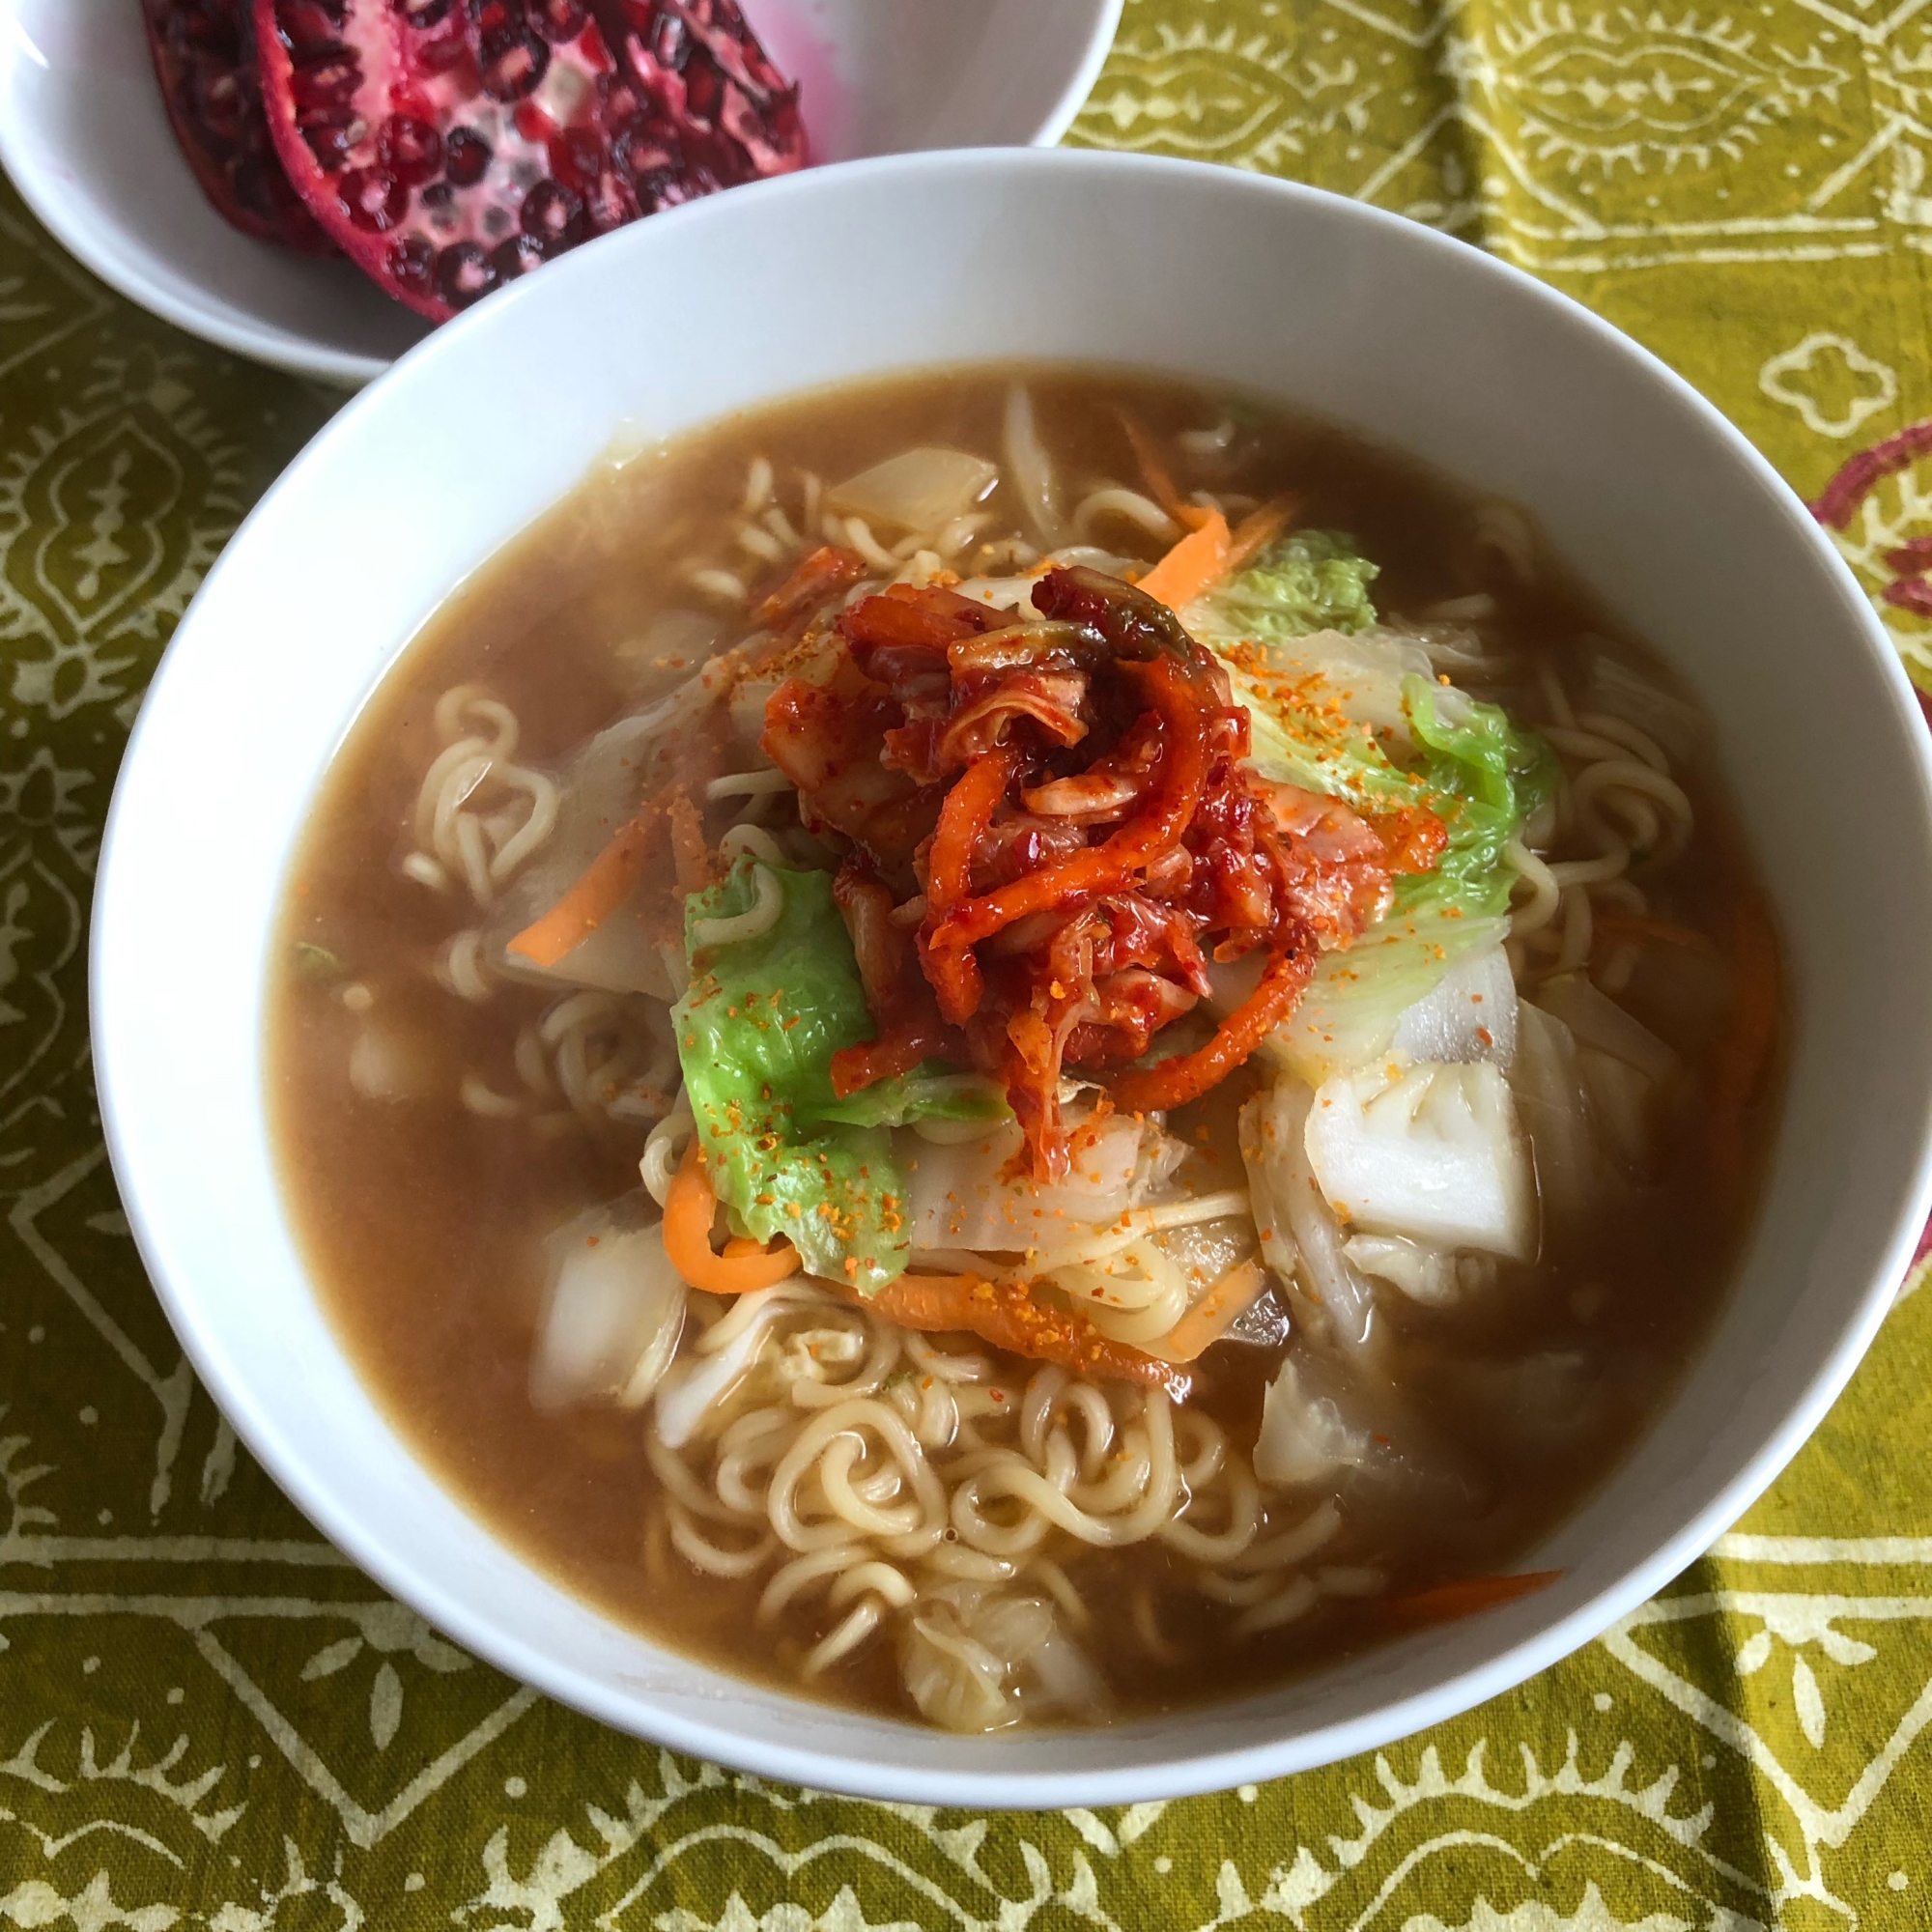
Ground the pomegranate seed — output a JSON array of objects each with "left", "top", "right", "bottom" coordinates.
[
  {"left": 584, "top": 169, "right": 630, "bottom": 230},
  {"left": 511, "top": 97, "right": 558, "bottom": 151},
  {"left": 564, "top": 127, "right": 603, "bottom": 183},
  {"left": 684, "top": 54, "right": 721, "bottom": 121},
  {"left": 275, "top": 1, "right": 343, "bottom": 56},
  {"left": 398, "top": 0, "right": 451, "bottom": 24},
  {"left": 190, "top": 68, "right": 246, "bottom": 149},
  {"left": 528, "top": 0, "right": 589, "bottom": 42},
  {"left": 434, "top": 240, "right": 498, "bottom": 306},
  {"left": 378, "top": 113, "right": 441, "bottom": 185},
  {"left": 337, "top": 164, "right": 408, "bottom": 232},
  {"left": 492, "top": 233, "right": 547, "bottom": 280},
  {"left": 415, "top": 25, "right": 469, "bottom": 74},
  {"left": 614, "top": 122, "right": 675, "bottom": 180},
  {"left": 477, "top": 24, "right": 549, "bottom": 101},
  {"left": 291, "top": 50, "right": 360, "bottom": 110},
  {"left": 650, "top": 13, "right": 685, "bottom": 68},
  {"left": 442, "top": 126, "right": 491, "bottom": 185},
  {"left": 180, "top": 5, "right": 230, "bottom": 51},
  {"left": 299, "top": 111, "right": 360, "bottom": 170},
  {"left": 387, "top": 234, "right": 436, "bottom": 295},
  {"left": 520, "top": 178, "right": 584, "bottom": 250},
  {"left": 231, "top": 152, "right": 285, "bottom": 221},
  {"left": 634, "top": 166, "right": 683, "bottom": 211}
]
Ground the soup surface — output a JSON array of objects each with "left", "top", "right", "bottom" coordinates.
[{"left": 271, "top": 366, "right": 1782, "bottom": 1730}]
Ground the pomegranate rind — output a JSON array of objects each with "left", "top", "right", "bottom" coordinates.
[
  {"left": 252, "top": 0, "right": 809, "bottom": 325},
  {"left": 140, "top": 0, "right": 337, "bottom": 255}
]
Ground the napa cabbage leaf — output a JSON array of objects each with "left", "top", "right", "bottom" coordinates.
[
  {"left": 1264, "top": 906, "right": 1513, "bottom": 1088},
  {"left": 1197, "top": 541, "right": 1559, "bottom": 1085},
  {"left": 1253, "top": 672, "right": 1557, "bottom": 1084},
  {"left": 1185, "top": 530, "right": 1379, "bottom": 646},
  {"left": 1401, "top": 674, "right": 1560, "bottom": 922}
]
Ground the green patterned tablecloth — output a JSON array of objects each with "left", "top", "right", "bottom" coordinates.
[{"left": 9, "top": 0, "right": 1932, "bottom": 1921}]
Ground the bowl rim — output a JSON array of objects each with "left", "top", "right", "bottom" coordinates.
[
  {"left": 0, "top": 0, "right": 1123, "bottom": 385},
  {"left": 92, "top": 144, "right": 1932, "bottom": 1805}
]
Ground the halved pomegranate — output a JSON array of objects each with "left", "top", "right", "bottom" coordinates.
[
  {"left": 141, "top": 0, "right": 336, "bottom": 253},
  {"left": 252, "top": 0, "right": 808, "bottom": 323}
]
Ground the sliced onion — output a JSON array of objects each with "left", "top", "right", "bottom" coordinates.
[{"left": 829, "top": 448, "right": 999, "bottom": 535}]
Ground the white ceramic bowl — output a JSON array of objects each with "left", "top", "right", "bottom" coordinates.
[
  {"left": 0, "top": 0, "right": 1120, "bottom": 384},
  {"left": 94, "top": 149, "right": 1932, "bottom": 1804}
]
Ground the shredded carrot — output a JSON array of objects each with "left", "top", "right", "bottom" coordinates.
[
  {"left": 506, "top": 781, "right": 719, "bottom": 970},
  {"left": 662, "top": 1143, "right": 801, "bottom": 1293},
  {"left": 851, "top": 1272, "right": 1191, "bottom": 1398},
  {"left": 1136, "top": 508, "right": 1232, "bottom": 611},
  {"left": 1119, "top": 411, "right": 1212, "bottom": 531},
  {"left": 1154, "top": 1260, "right": 1264, "bottom": 1362},
  {"left": 506, "top": 805, "right": 660, "bottom": 969},
  {"left": 862, "top": 1271, "right": 980, "bottom": 1315},
  {"left": 1110, "top": 941, "right": 1313, "bottom": 1113},
  {"left": 1377, "top": 1569, "right": 1561, "bottom": 1630},
  {"left": 1224, "top": 496, "right": 1298, "bottom": 574},
  {"left": 1122, "top": 492, "right": 1294, "bottom": 614}
]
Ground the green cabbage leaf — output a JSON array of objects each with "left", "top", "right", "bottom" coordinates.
[
  {"left": 672, "top": 859, "right": 980, "bottom": 1293},
  {"left": 810, "top": 1067, "right": 1009, "bottom": 1130}
]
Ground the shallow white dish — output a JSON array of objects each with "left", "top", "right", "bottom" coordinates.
[
  {"left": 94, "top": 148, "right": 1932, "bottom": 1804},
  {"left": 0, "top": 0, "right": 1121, "bottom": 385}
]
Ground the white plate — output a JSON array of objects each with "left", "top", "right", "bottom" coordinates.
[
  {"left": 93, "top": 150, "right": 1932, "bottom": 1804},
  {"left": 0, "top": 0, "right": 1121, "bottom": 384}
]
